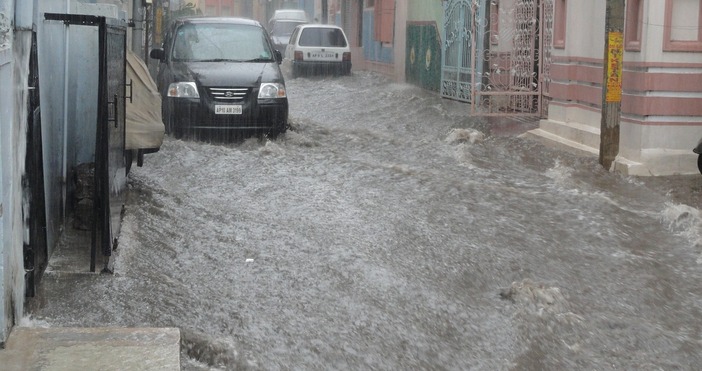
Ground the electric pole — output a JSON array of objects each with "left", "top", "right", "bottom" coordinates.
[{"left": 600, "top": 0, "right": 625, "bottom": 170}]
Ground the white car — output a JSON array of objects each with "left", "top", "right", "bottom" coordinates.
[
  {"left": 268, "top": 9, "right": 308, "bottom": 29},
  {"left": 269, "top": 19, "right": 307, "bottom": 54},
  {"left": 284, "top": 24, "right": 351, "bottom": 78}
]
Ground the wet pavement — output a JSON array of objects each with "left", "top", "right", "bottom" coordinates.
[{"left": 24, "top": 71, "right": 702, "bottom": 370}]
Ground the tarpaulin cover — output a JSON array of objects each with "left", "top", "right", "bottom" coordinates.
[{"left": 126, "top": 49, "right": 164, "bottom": 150}]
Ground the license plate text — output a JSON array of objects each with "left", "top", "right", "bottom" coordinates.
[{"left": 215, "top": 105, "right": 243, "bottom": 115}]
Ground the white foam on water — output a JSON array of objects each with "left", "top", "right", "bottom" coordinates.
[
  {"left": 18, "top": 315, "right": 51, "bottom": 328},
  {"left": 661, "top": 202, "right": 702, "bottom": 251}
]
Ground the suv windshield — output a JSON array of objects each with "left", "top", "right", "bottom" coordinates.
[
  {"left": 172, "top": 23, "right": 273, "bottom": 62},
  {"left": 298, "top": 28, "right": 348, "bottom": 47}
]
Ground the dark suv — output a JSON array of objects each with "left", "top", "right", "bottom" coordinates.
[{"left": 150, "top": 17, "right": 288, "bottom": 139}]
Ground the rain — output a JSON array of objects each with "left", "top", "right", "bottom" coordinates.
[{"left": 27, "top": 71, "right": 702, "bottom": 370}]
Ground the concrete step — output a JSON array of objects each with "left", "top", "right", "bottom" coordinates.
[
  {"left": 521, "top": 127, "right": 599, "bottom": 157},
  {"left": 538, "top": 119, "right": 601, "bottom": 150},
  {"left": 0, "top": 327, "right": 180, "bottom": 370}
]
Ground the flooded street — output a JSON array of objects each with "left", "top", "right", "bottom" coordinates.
[{"left": 30, "top": 71, "right": 702, "bottom": 370}]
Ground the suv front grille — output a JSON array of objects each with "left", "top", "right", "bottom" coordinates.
[{"left": 209, "top": 87, "right": 249, "bottom": 102}]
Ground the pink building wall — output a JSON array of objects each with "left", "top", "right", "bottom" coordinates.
[{"left": 533, "top": 0, "right": 702, "bottom": 176}]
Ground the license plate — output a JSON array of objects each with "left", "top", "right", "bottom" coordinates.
[
  {"left": 310, "top": 52, "right": 335, "bottom": 59},
  {"left": 215, "top": 105, "right": 243, "bottom": 115}
]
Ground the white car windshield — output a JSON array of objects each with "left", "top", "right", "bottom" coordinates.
[{"left": 172, "top": 23, "right": 274, "bottom": 62}]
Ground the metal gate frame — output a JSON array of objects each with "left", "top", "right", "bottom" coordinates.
[
  {"left": 98, "top": 15, "right": 128, "bottom": 274},
  {"left": 24, "top": 31, "right": 48, "bottom": 297},
  {"left": 44, "top": 13, "right": 128, "bottom": 273},
  {"left": 441, "top": 0, "right": 553, "bottom": 117}
]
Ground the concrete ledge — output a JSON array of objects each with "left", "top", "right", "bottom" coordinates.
[
  {"left": 613, "top": 150, "right": 699, "bottom": 176},
  {"left": 523, "top": 127, "right": 700, "bottom": 176},
  {"left": 0, "top": 327, "right": 181, "bottom": 370},
  {"left": 520, "top": 128, "right": 599, "bottom": 157},
  {"left": 539, "top": 118, "right": 601, "bottom": 149}
]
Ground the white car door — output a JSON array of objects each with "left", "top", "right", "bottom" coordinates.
[{"left": 285, "top": 26, "right": 301, "bottom": 60}]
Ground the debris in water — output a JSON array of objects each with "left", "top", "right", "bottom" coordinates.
[
  {"left": 445, "top": 128, "right": 485, "bottom": 145},
  {"left": 499, "top": 279, "right": 570, "bottom": 316}
]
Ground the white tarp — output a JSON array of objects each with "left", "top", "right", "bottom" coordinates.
[{"left": 126, "top": 49, "right": 164, "bottom": 150}]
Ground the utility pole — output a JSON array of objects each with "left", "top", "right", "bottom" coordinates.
[
  {"left": 599, "top": 0, "right": 625, "bottom": 170},
  {"left": 322, "top": 0, "right": 328, "bottom": 24}
]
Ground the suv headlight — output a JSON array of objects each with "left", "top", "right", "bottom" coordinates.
[
  {"left": 167, "top": 82, "right": 199, "bottom": 98},
  {"left": 258, "top": 83, "right": 287, "bottom": 99}
]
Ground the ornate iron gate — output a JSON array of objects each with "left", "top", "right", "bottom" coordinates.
[{"left": 441, "top": 0, "right": 553, "bottom": 117}]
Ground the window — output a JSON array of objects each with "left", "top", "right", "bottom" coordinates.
[
  {"left": 490, "top": 0, "right": 499, "bottom": 45},
  {"left": 374, "top": 0, "right": 395, "bottom": 43},
  {"left": 553, "top": 0, "right": 566, "bottom": 48},
  {"left": 299, "top": 28, "right": 348, "bottom": 47},
  {"left": 664, "top": 0, "right": 702, "bottom": 51},
  {"left": 625, "top": 0, "right": 643, "bottom": 51}
]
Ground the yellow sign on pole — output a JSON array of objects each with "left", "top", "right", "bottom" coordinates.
[
  {"left": 606, "top": 32, "right": 623, "bottom": 102},
  {"left": 155, "top": 8, "right": 163, "bottom": 44}
]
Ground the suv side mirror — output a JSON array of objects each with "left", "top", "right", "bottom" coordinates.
[
  {"left": 274, "top": 50, "right": 283, "bottom": 64},
  {"left": 149, "top": 48, "right": 164, "bottom": 61}
]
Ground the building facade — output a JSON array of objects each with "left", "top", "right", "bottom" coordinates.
[
  {"left": 336, "top": 0, "right": 701, "bottom": 176},
  {"left": 530, "top": 0, "right": 702, "bottom": 175},
  {"left": 0, "top": 0, "right": 141, "bottom": 345}
]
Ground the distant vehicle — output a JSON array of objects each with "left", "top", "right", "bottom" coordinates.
[
  {"left": 284, "top": 24, "right": 351, "bottom": 78},
  {"left": 269, "top": 9, "right": 308, "bottom": 27},
  {"left": 269, "top": 19, "right": 307, "bottom": 55},
  {"left": 149, "top": 17, "right": 288, "bottom": 140},
  {"left": 694, "top": 137, "right": 702, "bottom": 173}
]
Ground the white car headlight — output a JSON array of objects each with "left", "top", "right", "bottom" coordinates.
[
  {"left": 258, "top": 83, "right": 287, "bottom": 99},
  {"left": 167, "top": 82, "right": 199, "bottom": 98}
]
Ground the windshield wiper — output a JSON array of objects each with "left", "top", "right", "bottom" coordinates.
[
  {"left": 197, "top": 58, "right": 240, "bottom": 62},
  {"left": 245, "top": 57, "right": 274, "bottom": 63}
]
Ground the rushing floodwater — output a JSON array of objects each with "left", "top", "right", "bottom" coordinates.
[{"left": 28, "top": 71, "right": 702, "bottom": 370}]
